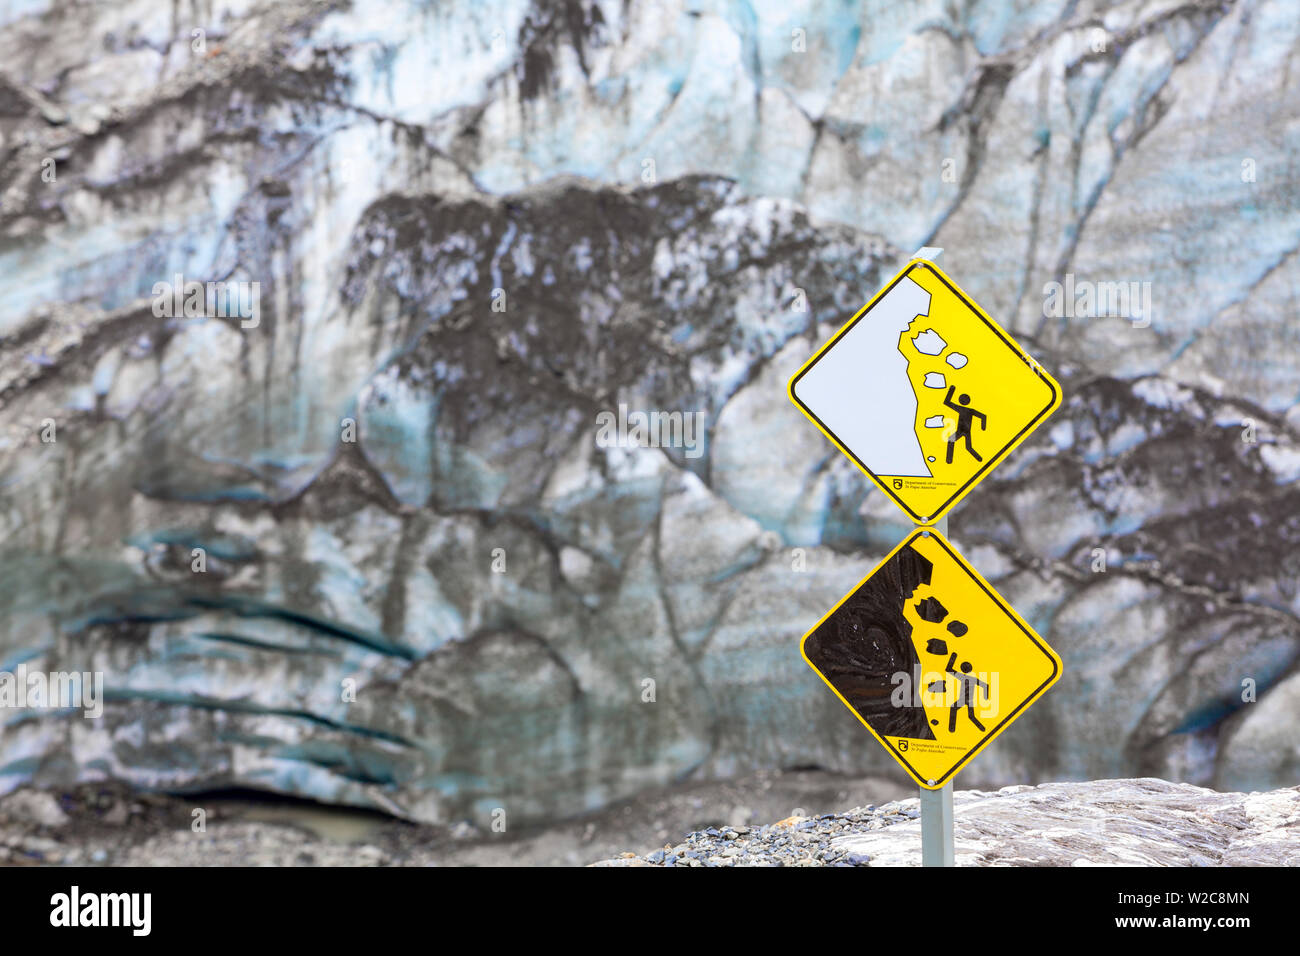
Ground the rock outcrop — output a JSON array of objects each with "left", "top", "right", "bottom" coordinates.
[{"left": 594, "top": 778, "right": 1300, "bottom": 866}]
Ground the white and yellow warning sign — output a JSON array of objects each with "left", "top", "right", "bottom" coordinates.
[
  {"left": 800, "top": 528, "right": 1061, "bottom": 789},
  {"left": 788, "top": 259, "right": 1061, "bottom": 524}
]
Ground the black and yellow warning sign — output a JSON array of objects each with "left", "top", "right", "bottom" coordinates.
[
  {"left": 800, "top": 528, "right": 1061, "bottom": 789},
  {"left": 788, "top": 259, "right": 1061, "bottom": 524}
]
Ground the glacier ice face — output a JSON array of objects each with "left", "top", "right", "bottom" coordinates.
[{"left": 0, "top": 0, "right": 1296, "bottom": 823}]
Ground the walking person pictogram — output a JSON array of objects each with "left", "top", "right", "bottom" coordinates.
[
  {"left": 943, "top": 385, "right": 987, "bottom": 464},
  {"left": 945, "top": 652, "right": 988, "bottom": 733}
]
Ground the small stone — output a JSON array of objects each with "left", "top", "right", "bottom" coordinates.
[{"left": 2, "top": 790, "right": 68, "bottom": 828}]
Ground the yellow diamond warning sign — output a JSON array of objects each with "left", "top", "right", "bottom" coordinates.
[
  {"left": 788, "top": 259, "right": 1061, "bottom": 524},
  {"left": 800, "top": 528, "right": 1061, "bottom": 789}
]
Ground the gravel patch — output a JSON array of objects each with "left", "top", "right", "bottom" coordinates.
[{"left": 593, "top": 798, "right": 924, "bottom": 867}]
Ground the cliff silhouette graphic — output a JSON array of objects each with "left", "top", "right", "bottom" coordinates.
[{"left": 803, "top": 544, "right": 937, "bottom": 740}]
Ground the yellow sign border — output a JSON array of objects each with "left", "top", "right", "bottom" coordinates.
[
  {"left": 799, "top": 528, "right": 1062, "bottom": 789},
  {"left": 787, "top": 259, "right": 1062, "bottom": 524}
]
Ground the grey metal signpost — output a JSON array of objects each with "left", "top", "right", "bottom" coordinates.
[{"left": 913, "top": 246, "right": 956, "bottom": 868}]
